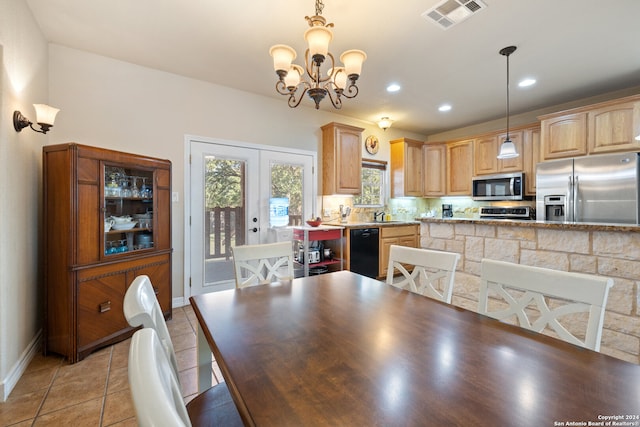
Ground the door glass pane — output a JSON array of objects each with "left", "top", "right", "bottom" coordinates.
[
  {"left": 204, "top": 156, "right": 246, "bottom": 285},
  {"left": 270, "top": 162, "right": 304, "bottom": 227}
]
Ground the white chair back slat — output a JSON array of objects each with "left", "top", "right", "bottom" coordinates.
[
  {"left": 479, "top": 259, "right": 614, "bottom": 351},
  {"left": 386, "top": 245, "right": 460, "bottom": 303},
  {"left": 231, "top": 241, "right": 294, "bottom": 288}
]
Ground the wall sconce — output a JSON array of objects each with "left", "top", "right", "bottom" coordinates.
[
  {"left": 13, "top": 104, "right": 60, "bottom": 134},
  {"left": 377, "top": 117, "right": 393, "bottom": 131}
]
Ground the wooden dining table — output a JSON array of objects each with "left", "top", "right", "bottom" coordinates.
[{"left": 189, "top": 270, "right": 640, "bottom": 426}]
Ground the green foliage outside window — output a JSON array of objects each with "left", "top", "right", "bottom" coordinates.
[{"left": 354, "top": 165, "right": 385, "bottom": 206}]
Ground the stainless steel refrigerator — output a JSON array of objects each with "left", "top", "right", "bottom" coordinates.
[{"left": 536, "top": 152, "right": 640, "bottom": 224}]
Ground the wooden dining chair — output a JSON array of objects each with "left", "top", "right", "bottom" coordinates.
[
  {"left": 479, "top": 258, "right": 614, "bottom": 351},
  {"left": 231, "top": 241, "right": 294, "bottom": 288},
  {"left": 129, "top": 328, "right": 243, "bottom": 427},
  {"left": 386, "top": 245, "right": 460, "bottom": 303}
]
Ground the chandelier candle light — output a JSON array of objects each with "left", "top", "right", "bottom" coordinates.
[
  {"left": 269, "top": 0, "right": 366, "bottom": 109},
  {"left": 497, "top": 45, "right": 519, "bottom": 159}
]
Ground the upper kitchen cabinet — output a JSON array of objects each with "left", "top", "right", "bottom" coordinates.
[
  {"left": 390, "top": 138, "right": 424, "bottom": 197},
  {"left": 540, "top": 94, "right": 640, "bottom": 160},
  {"left": 321, "top": 122, "right": 364, "bottom": 195},
  {"left": 473, "top": 135, "right": 499, "bottom": 176},
  {"left": 523, "top": 126, "right": 541, "bottom": 196},
  {"left": 474, "top": 130, "right": 524, "bottom": 176},
  {"left": 496, "top": 130, "right": 524, "bottom": 172},
  {"left": 540, "top": 112, "right": 588, "bottom": 160},
  {"left": 423, "top": 143, "right": 446, "bottom": 197},
  {"left": 447, "top": 139, "right": 474, "bottom": 195},
  {"left": 587, "top": 98, "right": 640, "bottom": 154}
]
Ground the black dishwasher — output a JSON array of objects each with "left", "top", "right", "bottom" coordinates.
[{"left": 349, "top": 228, "right": 379, "bottom": 278}]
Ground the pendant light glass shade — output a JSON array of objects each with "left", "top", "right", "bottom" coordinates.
[
  {"left": 497, "top": 139, "right": 518, "bottom": 159},
  {"left": 635, "top": 134, "right": 640, "bottom": 141}
]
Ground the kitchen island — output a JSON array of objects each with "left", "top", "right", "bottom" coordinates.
[{"left": 419, "top": 217, "right": 640, "bottom": 364}]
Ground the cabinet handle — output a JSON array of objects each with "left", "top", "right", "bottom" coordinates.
[
  {"left": 153, "top": 287, "right": 160, "bottom": 295},
  {"left": 99, "top": 301, "right": 111, "bottom": 313}
]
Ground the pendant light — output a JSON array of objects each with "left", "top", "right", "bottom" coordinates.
[{"left": 497, "top": 45, "right": 519, "bottom": 159}]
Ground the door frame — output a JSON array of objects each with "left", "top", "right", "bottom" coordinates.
[{"left": 183, "top": 134, "right": 317, "bottom": 300}]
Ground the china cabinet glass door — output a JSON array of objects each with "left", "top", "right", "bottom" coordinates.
[{"left": 103, "top": 164, "right": 155, "bottom": 258}]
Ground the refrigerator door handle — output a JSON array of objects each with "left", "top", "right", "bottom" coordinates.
[
  {"left": 567, "top": 176, "right": 574, "bottom": 222},
  {"left": 573, "top": 175, "right": 579, "bottom": 222}
]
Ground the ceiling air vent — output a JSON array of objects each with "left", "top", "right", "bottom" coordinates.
[{"left": 422, "top": 0, "right": 487, "bottom": 30}]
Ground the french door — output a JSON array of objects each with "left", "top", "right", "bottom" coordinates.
[{"left": 188, "top": 138, "right": 315, "bottom": 295}]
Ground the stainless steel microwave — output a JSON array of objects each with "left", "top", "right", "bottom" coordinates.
[{"left": 472, "top": 172, "right": 524, "bottom": 201}]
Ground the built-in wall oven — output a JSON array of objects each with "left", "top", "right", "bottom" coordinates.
[{"left": 472, "top": 172, "right": 524, "bottom": 201}]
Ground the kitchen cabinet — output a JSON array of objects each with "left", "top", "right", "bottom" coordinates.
[
  {"left": 379, "top": 224, "right": 419, "bottom": 278},
  {"left": 587, "top": 99, "right": 640, "bottom": 154},
  {"left": 321, "top": 122, "right": 364, "bottom": 195},
  {"left": 293, "top": 226, "right": 344, "bottom": 276},
  {"left": 423, "top": 143, "right": 446, "bottom": 197},
  {"left": 496, "top": 131, "right": 524, "bottom": 172},
  {"left": 540, "top": 112, "right": 588, "bottom": 160},
  {"left": 540, "top": 95, "right": 640, "bottom": 160},
  {"left": 390, "top": 138, "right": 424, "bottom": 197},
  {"left": 473, "top": 135, "right": 499, "bottom": 176},
  {"left": 43, "top": 143, "right": 172, "bottom": 363},
  {"left": 446, "top": 140, "right": 474, "bottom": 195},
  {"left": 523, "top": 126, "right": 540, "bottom": 195},
  {"left": 474, "top": 131, "right": 524, "bottom": 176}
]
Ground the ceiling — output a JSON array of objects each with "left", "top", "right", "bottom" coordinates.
[{"left": 25, "top": 0, "right": 640, "bottom": 136}]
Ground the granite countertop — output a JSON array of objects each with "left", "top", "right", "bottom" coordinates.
[
  {"left": 324, "top": 221, "right": 420, "bottom": 229},
  {"left": 417, "top": 217, "right": 640, "bottom": 232}
]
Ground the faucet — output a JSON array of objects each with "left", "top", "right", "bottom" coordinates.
[{"left": 373, "top": 211, "right": 385, "bottom": 222}]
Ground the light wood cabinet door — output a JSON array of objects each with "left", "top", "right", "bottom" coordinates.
[
  {"left": 523, "top": 126, "right": 540, "bottom": 196},
  {"left": 423, "top": 144, "right": 446, "bottom": 197},
  {"left": 497, "top": 130, "right": 524, "bottom": 172},
  {"left": 588, "top": 100, "right": 640, "bottom": 154},
  {"left": 321, "top": 122, "right": 364, "bottom": 195},
  {"left": 447, "top": 140, "right": 473, "bottom": 195},
  {"left": 541, "top": 112, "right": 587, "bottom": 160},
  {"left": 378, "top": 225, "right": 419, "bottom": 278},
  {"left": 473, "top": 136, "right": 499, "bottom": 176},
  {"left": 390, "top": 138, "right": 424, "bottom": 197}
]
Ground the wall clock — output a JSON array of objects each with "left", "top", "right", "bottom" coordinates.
[{"left": 365, "top": 135, "right": 379, "bottom": 155}]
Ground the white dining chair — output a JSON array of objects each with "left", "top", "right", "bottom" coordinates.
[
  {"left": 386, "top": 245, "right": 460, "bottom": 303},
  {"left": 124, "top": 274, "right": 180, "bottom": 382},
  {"left": 129, "top": 328, "right": 243, "bottom": 427},
  {"left": 479, "top": 258, "right": 614, "bottom": 351},
  {"left": 231, "top": 241, "right": 294, "bottom": 288}
]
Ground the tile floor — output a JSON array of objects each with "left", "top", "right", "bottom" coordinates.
[{"left": 0, "top": 305, "right": 224, "bottom": 426}]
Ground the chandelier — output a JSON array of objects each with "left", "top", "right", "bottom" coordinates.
[{"left": 269, "top": 0, "right": 366, "bottom": 110}]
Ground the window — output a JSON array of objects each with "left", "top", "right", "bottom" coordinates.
[{"left": 353, "top": 160, "right": 386, "bottom": 207}]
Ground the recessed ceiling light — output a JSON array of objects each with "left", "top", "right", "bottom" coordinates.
[
  {"left": 438, "top": 104, "right": 452, "bottom": 112},
  {"left": 518, "top": 78, "right": 536, "bottom": 88},
  {"left": 386, "top": 83, "right": 401, "bottom": 92}
]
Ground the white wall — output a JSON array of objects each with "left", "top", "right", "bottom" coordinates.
[
  {"left": 48, "top": 44, "right": 426, "bottom": 302},
  {"left": 0, "top": 0, "right": 50, "bottom": 401}
]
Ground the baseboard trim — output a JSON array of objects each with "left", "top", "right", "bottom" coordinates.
[
  {"left": 173, "top": 296, "right": 187, "bottom": 308},
  {"left": 1, "top": 329, "right": 42, "bottom": 402}
]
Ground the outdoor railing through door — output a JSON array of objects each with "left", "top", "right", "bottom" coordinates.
[{"left": 205, "top": 207, "right": 302, "bottom": 260}]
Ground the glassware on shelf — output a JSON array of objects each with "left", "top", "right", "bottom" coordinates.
[
  {"left": 131, "top": 176, "right": 141, "bottom": 198},
  {"left": 120, "top": 176, "right": 132, "bottom": 198},
  {"left": 105, "top": 172, "right": 121, "bottom": 197},
  {"left": 140, "top": 177, "right": 152, "bottom": 199}
]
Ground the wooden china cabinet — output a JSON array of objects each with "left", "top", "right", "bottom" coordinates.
[{"left": 43, "top": 143, "right": 172, "bottom": 363}]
